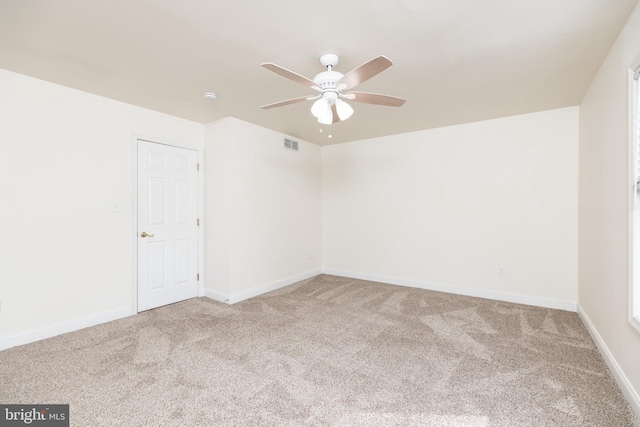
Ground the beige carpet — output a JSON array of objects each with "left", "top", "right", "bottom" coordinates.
[{"left": 1, "top": 274, "right": 638, "bottom": 426}]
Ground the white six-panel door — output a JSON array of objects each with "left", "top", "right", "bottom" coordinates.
[{"left": 137, "top": 140, "right": 198, "bottom": 312}]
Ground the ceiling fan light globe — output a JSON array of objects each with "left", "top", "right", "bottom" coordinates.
[
  {"left": 318, "top": 105, "right": 334, "bottom": 124},
  {"left": 311, "top": 98, "right": 330, "bottom": 119},
  {"left": 335, "top": 98, "right": 354, "bottom": 121},
  {"left": 317, "top": 114, "right": 333, "bottom": 125}
]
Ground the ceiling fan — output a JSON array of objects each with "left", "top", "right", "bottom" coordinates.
[{"left": 260, "top": 53, "right": 406, "bottom": 125}]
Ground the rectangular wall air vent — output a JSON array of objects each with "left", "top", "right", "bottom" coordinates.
[{"left": 284, "top": 138, "right": 299, "bottom": 152}]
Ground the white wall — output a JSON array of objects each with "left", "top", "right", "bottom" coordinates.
[
  {"left": 323, "top": 107, "right": 579, "bottom": 308},
  {"left": 204, "top": 117, "right": 322, "bottom": 301},
  {"left": 204, "top": 119, "right": 233, "bottom": 297},
  {"left": 0, "top": 69, "right": 203, "bottom": 343},
  {"left": 578, "top": 2, "right": 640, "bottom": 413}
]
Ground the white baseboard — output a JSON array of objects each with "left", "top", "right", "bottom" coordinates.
[
  {"left": 203, "top": 288, "right": 230, "bottom": 304},
  {"left": 204, "top": 269, "right": 322, "bottom": 305},
  {"left": 322, "top": 268, "right": 578, "bottom": 312},
  {"left": 0, "top": 307, "right": 131, "bottom": 351},
  {"left": 578, "top": 304, "right": 640, "bottom": 419},
  {"left": 228, "top": 269, "right": 322, "bottom": 304}
]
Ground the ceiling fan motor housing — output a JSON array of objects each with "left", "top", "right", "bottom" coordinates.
[{"left": 313, "top": 70, "right": 344, "bottom": 90}]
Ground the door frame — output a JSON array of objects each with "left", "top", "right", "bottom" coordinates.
[{"left": 130, "top": 134, "right": 205, "bottom": 314}]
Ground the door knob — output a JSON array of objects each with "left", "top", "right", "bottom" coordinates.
[{"left": 140, "top": 231, "right": 154, "bottom": 238}]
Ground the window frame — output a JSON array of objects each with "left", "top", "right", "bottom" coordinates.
[{"left": 629, "top": 60, "right": 640, "bottom": 335}]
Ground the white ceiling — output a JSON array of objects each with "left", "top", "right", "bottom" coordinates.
[{"left": 0, "top": 0, "right": 637, "bottom": 145}]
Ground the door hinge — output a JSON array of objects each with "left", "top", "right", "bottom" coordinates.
[
  {"left": 197, "top": 218, "right": 200, "bottom": 226},
  {"left": 197, "top": 163, "right": 200, "bottom": 171},
  {"left": 197, "top": 273, "right": 200, "bottom": 281}
]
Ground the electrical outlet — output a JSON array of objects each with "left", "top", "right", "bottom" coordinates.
[{"left": 498, "top": 267, "right": 506, "bottom": 277}]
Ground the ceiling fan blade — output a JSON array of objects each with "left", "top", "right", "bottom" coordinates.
[
  {"left": 337, "top": 56, "right": 393, "bottom": 90},
  {"left": 260, "top": 96, "right": 310, "bottom": 109},
  {"left": 261, "top": 62, "right": 317, "bottom": 87},
  {"left": 348, "top": 91, "right": 406, "bottom": 107}
]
